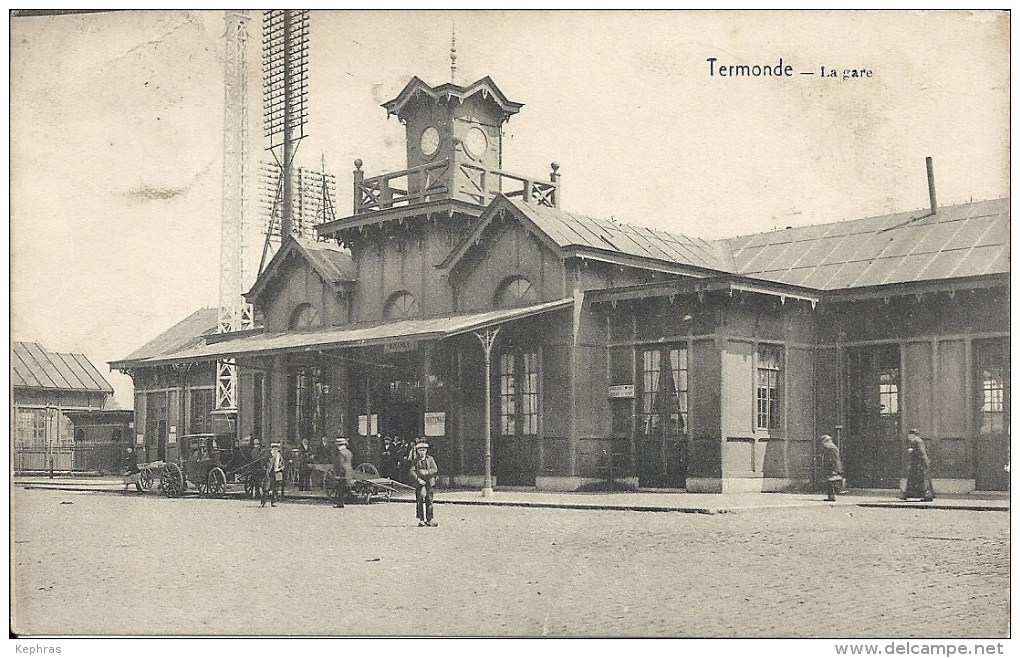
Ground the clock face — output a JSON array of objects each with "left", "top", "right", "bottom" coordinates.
[
  {"left": 464, "top": 126, "right": 488, "bottom": 159},
  {"left": 420, "top": 126, "right": 440, "bottom": 157}
]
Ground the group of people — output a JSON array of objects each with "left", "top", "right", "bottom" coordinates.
[
  {"left": 283, "top": 432, "right": 439, "bottom": 525},
  {"left": 819, "top": 428, "right": 934, "bottom": 502}
]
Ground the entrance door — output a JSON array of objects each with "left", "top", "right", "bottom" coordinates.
[
  {"left": 844, "top": 345, "right": 902, "bottom": 488},
  {"left": 494, "top": 350, "right": 538, "bottom": 486},
  {"left": 974, "top": 338, "right": 1009, "bottom": 491},
  {"left": 636, "top": 346, "right": 688, "bottom": 488},
  {"left": 145, "top": 392, "right": 168, "bottom": 462}
]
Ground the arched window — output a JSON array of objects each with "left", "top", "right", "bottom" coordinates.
[
  {"left": 74, "top": 428, "right": 86, "bottom": 442},
  {"left": 384, "top": 292, "right": 420, "bottom": 321},
  {"left": 289, "top": 303, "right": 321, "bottom": 330},
  {"left": 112, "top": 428, "right": 122, "bottom": 442},
  {"left": 495, "top": 276, "right": 538, "bottom": 308}
]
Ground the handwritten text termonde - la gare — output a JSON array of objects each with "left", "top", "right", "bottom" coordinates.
[{"left": 707, "top": 57, "right": 793, "bottom": 77}]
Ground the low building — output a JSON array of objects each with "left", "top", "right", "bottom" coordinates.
[
  {"left": 12, "top": 341, "right": 114, "bottom": 474},
  {"left": 112, "top": 74, "right": 1009, "bottom": 493}
]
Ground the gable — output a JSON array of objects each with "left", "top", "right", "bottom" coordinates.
[
  {"left": 246, "top": 236, "right": 356, "bottom": 308},
  {"left": 453, "top": 216, "right": 565, "bottom": 314},
  {"left": 258, "top": 248, "right": 350, "bottom": 332}
]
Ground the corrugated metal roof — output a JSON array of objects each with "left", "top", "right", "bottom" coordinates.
[
  {"left": 140, "top": 299, "right": 574, "bottom": 365},
  {"left": 509, "top": 199, "right": 733, "bottom": 273},
  {"left": 113, "top": 308, "right": 219, "bottom": 366},
  {"left": 11, "top": 342, "right": 113, "bottom": 393},
  {"left": 727, "top": 198, "right": 1009, "bottom": 290}
]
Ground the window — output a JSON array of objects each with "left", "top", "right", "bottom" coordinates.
[
  {"left": 638, "top": 346, "right": 688, "bottom": 437},
  {"left": 878, "top": 374, "right": 898, "bottom": 417},
  {"left": 756, "top": 345, "right": 782, "bottom": 430},
  {"left": 188, "top": 388, "right": 215, "bottom": 434},
  {"left": 384, "top": 292, "right": 420, "bottom": 321},
  {"left": 289, "top": 366, "right": 324, "bottom": 442},
  {"left": 499, "top": 354, "right": 516, "bottom": 435},
  {"left": 499, "top": 350, "right": 540, "bottom": 436},
  {"left": 975, "top": 339, "right": 1009, "bottom": 435},
  {"left": 496, "top": 276, "right": 538, "bottom": 308},
  {"left": 289, "top": 303, "right": 321, "bottom": 330}
]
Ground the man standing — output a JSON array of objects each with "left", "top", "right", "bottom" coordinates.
[
  {"left": 409, "top": 440, "right": 439, "bottom": 527},
  {"left": 903, "top": 429, "right": 935, "bottom": 501},
  {"left": 331, "top": 437, "right": 355, "bottom": 508},
  {"left": 263, "top": 442, "right": 286, "bottom": 508},
  {"left": 123, "top": 445, "right": 142, "bottom": 493},
  {"left": 819, "top": 434, "right": 843, "bottom": 502},
  {"left": 297, "top": 437, "right": 314, "bottom": 491}
]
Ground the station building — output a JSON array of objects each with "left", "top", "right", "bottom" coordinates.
[{"left": 111, "top": 74, "right": 1010, "bottom": 493}]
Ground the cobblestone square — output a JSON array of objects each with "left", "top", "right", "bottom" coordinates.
[{"left": 11, "top": 488, "right": 1008, "bottom": 637}]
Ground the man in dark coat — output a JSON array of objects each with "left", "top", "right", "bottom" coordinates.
[
  {"left": 297, "top": 437, "right": 314, "bottom": 491},
  {"left": 819, "top": 434, "right": 843, "bottom": 502},
  {"left": 123, "top": 446, "right": 142, "bottom": 492},
  {"left": 409, "top": 440, "right": 439, "bottom": 527},
  {"left": 903, "top": 429, "right": 935, "bottom": 501}
]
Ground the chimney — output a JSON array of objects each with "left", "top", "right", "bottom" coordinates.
[{"left": 926, "top": 156, "right": 937, "bottom": 215}]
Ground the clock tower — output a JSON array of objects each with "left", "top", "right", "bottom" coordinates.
[{"left": 382, "top": 76, "right": 524, "bottom": 205}]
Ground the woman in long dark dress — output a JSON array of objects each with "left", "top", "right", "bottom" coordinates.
[{"left": 903, "top": 429, "right": 934, "bottom": 501}]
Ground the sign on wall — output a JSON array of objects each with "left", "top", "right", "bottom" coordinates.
[
  {"left": 384, "top": 340, "right": 417, "bottom": 354},
  {"left": 424, "top": 412, "right": 446, "bottom": 437},
  {"left": 609, "top": 384, "right": 635, "bottom": 398},
  {"left": 135, "top": 433, "right": 145, "bottom": 446}
]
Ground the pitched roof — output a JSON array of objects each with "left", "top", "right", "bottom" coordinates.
[
  {"left": 511, "top": 199, "right": 735, "bottom": 273},
  {"left": 246, "top": 236, "right": 356, "bottom": 304},
  {"left": 295, "top": 237, "right": 357, "bottom": 285},
  {"left": 442, "top": 196, "right": 735, "bottom": 278},
  {"left": 727, "top": 197, "right": 1009, "bottom": 290},
  {"left": 11, "top": 342, "right": 113, "bottom": 393},
  {"left": 382, "top": 76, "right": 523, "bottom": 122},
  {"left": 110, "top": 308, "right": 219, "bottom": 368}
]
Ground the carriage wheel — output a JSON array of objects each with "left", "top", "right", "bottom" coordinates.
[
  {"left": 207, "top": 467, "right": 227, "bottom": 497},
  {"left": 139, "top": 469, "right": 154, "bottom": 491},
  {"left": 355, "top": 463, "right": 379, "bottom": 477},
  {"left": 161, "top": 463, "right": 184, "bottom": 498}
]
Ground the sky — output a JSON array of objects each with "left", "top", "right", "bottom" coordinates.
[{"left": 9, "top": 10, "right": 1010, "bottom": 408}]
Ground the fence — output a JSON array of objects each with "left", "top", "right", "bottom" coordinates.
[{"left": 13, "top": 442, "right": 124, "bottom": 476}]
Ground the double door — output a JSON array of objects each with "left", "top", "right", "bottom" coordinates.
[
  {"left": 844, "top": 345, "right": 902, "bottom": 488},
  {"left": 636, "top": 346, "right": 688, "bottom": 488},
  {"left": 494, "top": 349, "right": 538, "bottom": 486}
]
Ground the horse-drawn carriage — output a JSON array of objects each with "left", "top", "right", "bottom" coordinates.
[{"left": 159, "top": 434, "right": 268, "bottom": 498}]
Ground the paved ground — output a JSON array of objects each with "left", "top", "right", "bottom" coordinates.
[
  {"left": 11, "top": 486, "right": 1009, "bottom": 637},
  {"left": 15, "top": 476, "right": 1010, "bottom": 513}
]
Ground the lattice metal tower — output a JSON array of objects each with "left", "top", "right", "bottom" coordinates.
[{"left": 216, "top": 10, "right": 254, "bottom": 413}]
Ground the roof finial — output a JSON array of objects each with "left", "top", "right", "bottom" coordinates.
[{"left": 450, "top": 20, "right": 457, "bottom": 83}]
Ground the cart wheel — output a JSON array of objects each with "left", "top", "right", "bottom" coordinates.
[
  {"left": 245, "top": 474, "right": 264, "bottom": 500},
  {"left": 208, "top": 467, "right": 227, "bottom": 497},
  {"left": 355, "top": 463, "right": 379, "bottom": 477},
  {"left": 139, "top": 469, "right": 154, "bottom": 491},
  {"left": 161, "top": 463, "right": 184, "bottom": 498}
]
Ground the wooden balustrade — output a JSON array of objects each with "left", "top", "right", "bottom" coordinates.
[{"left": 353, "top": 159, "right": 560, "bottom": 214}]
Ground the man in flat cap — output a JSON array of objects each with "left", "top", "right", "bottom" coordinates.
[
  {"left": 409, "top": 440, "right": 439, "bottom": 527},
  {"left": 262, "top": 441, "right": 286, "bottom": 508}
]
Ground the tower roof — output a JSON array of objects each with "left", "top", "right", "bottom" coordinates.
[{"left": 382, "top": 76, "right": 523, "bottom": 122}]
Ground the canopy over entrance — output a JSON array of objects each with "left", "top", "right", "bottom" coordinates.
[{"left": 126, "top": 298, "right": 573, "bottom": 367}]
